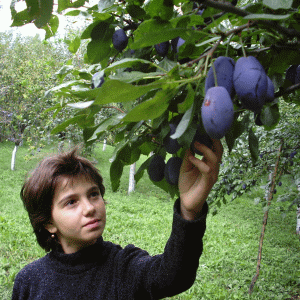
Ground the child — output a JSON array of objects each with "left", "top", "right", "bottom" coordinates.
[{"left": 12, "top": 140, "right": 223, "bottom": 300}]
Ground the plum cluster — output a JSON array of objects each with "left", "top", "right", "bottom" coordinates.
[
  {"left": 147, "top": 154, "right": 183, "bottom": 186},
  {"left": 202, "top": 55, "right": 275, "bottom": 140}
]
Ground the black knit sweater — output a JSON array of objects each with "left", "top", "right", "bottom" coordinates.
[{"left": 12, "top": 199, "right": 208, "bottom": 300}]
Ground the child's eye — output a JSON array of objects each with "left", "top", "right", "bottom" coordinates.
[
  {"left": 66, "top": 199, "right": 77, "bottom": 206},
  {"left": 90, "top": 191, "right": 100, "bottom": 198}
]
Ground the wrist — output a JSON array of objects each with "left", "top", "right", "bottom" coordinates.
[{"left": 180, "top": 202, "right": 205, "bottom": 221}]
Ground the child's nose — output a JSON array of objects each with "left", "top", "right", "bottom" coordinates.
[{"left": 82, "top": 199, "right": 96, "bottom": 215}]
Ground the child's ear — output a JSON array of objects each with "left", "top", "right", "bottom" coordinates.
[{"left": 45, "top": 221, "right": 57, "bottom": 234}]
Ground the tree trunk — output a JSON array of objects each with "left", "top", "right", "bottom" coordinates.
[
  {"left": 103, "top": 139, "right": 107, "bottom": 151},
  {"left": 11, "top": 145, "right": 18, "bottom": 171},
  {"left": 128, "top": 162, "right": 136, "bottom": 194},
  {"left": 297, "top": 184, "right": 300, "bottom": 236}
]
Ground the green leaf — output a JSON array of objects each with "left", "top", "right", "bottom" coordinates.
[
  {"left": 244, "top": 13, "right": 291, "bottom": 20},
  {"left": 135, "top": 156, "right": 152, "bottom": 184},
  {"left": 88, "top": 114, "right": 125, "bottom": 141},
  {"left": 68, "top": 36, "right": 81, "bottom": 54},
  {"left": 261, "top": 104, "right": 280, "bottom": 130},
  {"left": 158, "top": 57, "right": 178, "bottom": 72},
  {"left": 81, "top": 17, "right": 112, "bottom": 39},
  {"left": 34, "top": 0, "right": 53, "bottom": 28},
  {"left": 64, "top": 10, "right": 81, "bottom": 16},
  {"left": 122, "top": 89, "right": 174, "bottom": 122},
  {"left": 118, "top": 144, "right": 141, "bottom": 165},
  {"left": 145, "top": 0, "right": 173, "bottom": 21},
  {"left": 110, "top": 159, "right": 123, "bottom": 192},
  {"left": 131, "top": 19, "right": 188, "bottom": 49},
  {"left": 67, "top": 101, "right": 94, "bottom": 109},
  {"left": 126, "top": 5, "right": 146, "bottom": 19},
  {"left": 263, "top": 0, "right": 293, "bottom": 10},
  {"left": 104, "top": 58, "right": 155, "bottom": 73},
  {"left": 43, "top": 15, "right": 59, "bottom": 39},
  {"left": 98, "top": 0, "right": 114, "bottom": 12},
  {"left": 171, "top": 103, "right": 193, "bottom": 139},
  {"left": 268, "top": 50, "right": 300, "bottom": 76},
  {"left": 51, "top": 115, "right": 85, "bottom": 134},
  {"left": 110, "top": 71, "right": 165, "bottom": 84},
  {"left": 248, "top": 127, "right": 259, "bottom": 163},
  {"left": 94, "top": 80, "right": 162, "bottom": 105},
  {"left": 177, "top": 84, "right": 195, "bottom": 113},
  {"left": 86, "top": 23, "right": 114, "bottom": 64},
  {"left": 10, "top": 9, "right": 33, "bottom": 27},
  {"left": 57, "top": 0, "right": 86, "bottom": 13},
  {"left": 225, "top": 114, "right": 249, "bottom": 153},
  {"left": 56, "top": 65, "right": 74, "bottom": 82}
]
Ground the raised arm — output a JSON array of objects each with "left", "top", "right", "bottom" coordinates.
[{"left": 179, "top": 140, "right": 223, "bottom": 220}]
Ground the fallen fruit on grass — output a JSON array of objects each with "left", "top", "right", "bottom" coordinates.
[
  {"left": 147, "top": 154, "right": 165, "bottom": 182},
  {"left": 205, "top": 56, "right": 236, "bottom": 97},
  {"left": 164, "top": 157, "right": 183, "bottom": 185},
  {"left": 201, "top": 86, "right": 234, "bottom": 139},
  {"left": 233, "top": 56, "right": 267, "bottom": 112},
  {"left": 278, "top": 181, "right": 282, "bottom": 186},
  {"left": 112, "top": 28, "right": 128, "bottom": 52}
]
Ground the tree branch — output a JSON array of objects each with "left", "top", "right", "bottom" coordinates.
[
  {"left": 248, "top": 140, "right": 284, "bottom": 294},
  {"left": 275, "top": 82, "right": 300, "bottom": 98},
  {"left": 102, "top": 106, "right": 125, "bottom": 114},
  {"left": 201, "top": 0, "right": 300, "bottom": 40}
]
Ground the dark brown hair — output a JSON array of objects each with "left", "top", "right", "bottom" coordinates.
[{"left": 20, "top": 149, "right": 105, "bottom": 252}]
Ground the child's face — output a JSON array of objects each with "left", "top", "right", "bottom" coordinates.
[{"left": 46, "top": 175, "right": 106, "bottom": 254}]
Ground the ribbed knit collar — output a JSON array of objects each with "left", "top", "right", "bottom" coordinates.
[{"left": 47, "top": 237, "right": 106, "bottom": 274}]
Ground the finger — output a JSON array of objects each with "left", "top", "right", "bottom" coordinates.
[
  {"left": 194, "top": 142, "right": 218, "bottom": 166},
  {"left": 180, "top": 148, "right": 195, "bottom": 173},
  {"left": 188, "top": 154, "right": 211, "bottom": 175},
  {"left": 211, "top": 139, "right": 223, "bottom": 162}
]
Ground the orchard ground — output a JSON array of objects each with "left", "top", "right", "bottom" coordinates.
[{"left": 0, "top": 142, "right": 299, "bottom": 300}]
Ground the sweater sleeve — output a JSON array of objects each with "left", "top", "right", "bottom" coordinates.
[{"left": 115, "top": 198, "right": 208, "bottom": 299}]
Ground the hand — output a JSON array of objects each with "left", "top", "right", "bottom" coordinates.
[{"left": 178, "top": 139, "right": 223, "bottom": 220}]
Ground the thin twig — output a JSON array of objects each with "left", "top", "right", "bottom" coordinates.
[
  {"left": 201, "top": 0, "right": 300, "bottom": 40},
  {"left": 248, "top": 140, "right": 284, "bottom": 294}
]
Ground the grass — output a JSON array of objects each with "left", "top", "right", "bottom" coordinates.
[{"left": 0, "top": 142, "right": 299, "bottom": 299}]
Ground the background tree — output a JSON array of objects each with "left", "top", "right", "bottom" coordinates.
[{"left": 9, "top": 0, "right": 300, "bottom": 203}]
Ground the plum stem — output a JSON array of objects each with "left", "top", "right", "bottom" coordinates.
[
  {"left": 212, "top": 62, "right": 218, "bottom": 87},
  {"left": 240, "top": 36, "right": 247, "bottom": 57}
]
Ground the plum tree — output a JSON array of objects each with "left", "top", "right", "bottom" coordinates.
[
  {"left": 147, "top": 154, "right": 165, "bottom": 182},
  {"left": 112, "top": 28, "right": 128, "bottom": 52},
  {"left": 154, "top": 41, "right": 169, "bottom": 57},
  {"left": 233, "top": 56, "right": 267, "bottom": 112},
  {"left": 201, "top": 86, "right": 234, "bottom": 139},
  {"left": 163, "top": 123, "right": 181, "bottom": 154},
  {"left": 205, "top": 56, "right": 235, "bottom": 97},
  {"left": 91, "top": 72, "right": 104, "bottom": 89},
  {"left": 164, "top": 157, "right": 183, "bottom": 186}
]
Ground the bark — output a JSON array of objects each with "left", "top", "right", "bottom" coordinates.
[
  {"left": 128, "top": 162, "right": 136, "bottom": 194},
  {"left": 11, "top": 145, "right": 18, "bottom": 171}
]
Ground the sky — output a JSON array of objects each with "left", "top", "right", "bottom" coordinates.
[
  {"left": 0, "top": 0, "right": 99, "bottom": 39},
  {"left": 0, "top": 0, "right": 46, "bottom": 38}
]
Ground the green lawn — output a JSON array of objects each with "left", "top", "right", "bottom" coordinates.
[{"left": 0, "top": 142, "right": 299, "bottom": 299}]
